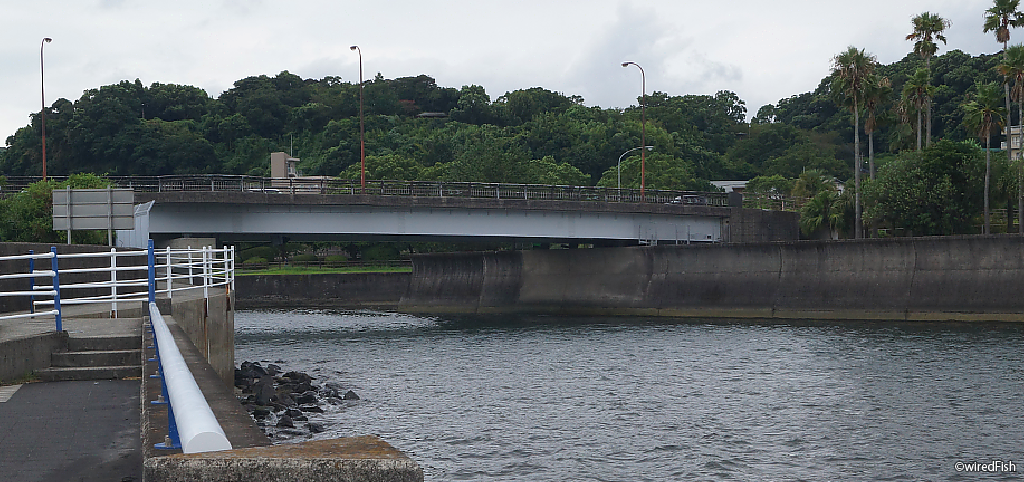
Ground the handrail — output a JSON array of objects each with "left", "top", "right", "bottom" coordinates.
[
  {"left": 148, "top": 302, "right": 232, "bottom": 453},
  {"left": 0, "top": 249, "right": 61, "bottom": 329},
  {"left": 1, "top": 175, "right": 733, "bottom": 207},
  {"left": 1, "top": 244, "right": 233, "bottom": 320},
  {"left": 0, "top": 241, "right": 235, "bottom": 454}
]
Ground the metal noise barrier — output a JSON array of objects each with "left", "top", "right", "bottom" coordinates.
[{"left": 148, "top": 302, "right": 232, "bottom": 453}]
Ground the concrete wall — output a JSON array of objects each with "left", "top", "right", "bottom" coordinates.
[
  {"left": 0, "top": 332, "right": 67, "bottom": 384},
  {"left": 725, "top": 208, "right": 800, "bottom": 243},
  {"left": 399, "top": 236, "right": 1024, "bottom": 321},
  {"left": 156, "top": 289, "right": 235, "bottom": 387},
  {"left": 235, "top": 272, "right": 411, "bottom": 309},
  {"left": 228, "top": 236, "right": 1024, "bottom": 321}
]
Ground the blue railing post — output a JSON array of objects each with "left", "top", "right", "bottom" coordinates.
[
  {"left": 148, "top": 240, "right": 156, "bottom": 304},
  {"left": 50, "top": 247, "right": 62, "bottom": 332},
  {"left": 28, "top": 250, "right": 35, "bottom": 315},
  {"left": 155, "top": 403, "right": 183, "bottom": 450}
]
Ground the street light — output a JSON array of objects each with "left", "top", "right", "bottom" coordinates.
[
  {"left": 617, "top": 145, "right": 654, "bottom": 190},
  {"left": 621, "top": 61, "right": 646, "bottom": 200},
  {"left": 350, "top": 45, "right": 365, "bottom": 194},
  {"left": 41, "top": 37, "right": 52, "bottom": 180}
]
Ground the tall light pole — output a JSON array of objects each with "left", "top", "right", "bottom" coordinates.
[
  {"left": 350, "top": 45, "right": 365, "bottom": 194},
  {"left": 621, "top": 61, "right": 646, "bottom": 201},
  {"left": 617, "top": 145, "right": 654, "bottom": 190},
  {"left": 41, "top": 37, "right": 52, "bottom": 180}
]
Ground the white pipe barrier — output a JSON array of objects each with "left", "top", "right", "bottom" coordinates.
[{"left": 148, "top": 302, "right": 232, "bottom": 453}]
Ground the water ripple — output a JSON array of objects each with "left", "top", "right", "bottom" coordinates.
[{"left": 237, "top": 310, "right": 1024, "bottom": 481}]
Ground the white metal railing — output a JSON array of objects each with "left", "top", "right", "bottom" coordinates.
[
  {"left": 0, "top": 240, "right": 236, "bottom": 453},
  {"left": 22, "top": 244, "right": 234, "bottom": 319},
  {"left": 0, "top": 249, "right": 62, "bottom": 328}
]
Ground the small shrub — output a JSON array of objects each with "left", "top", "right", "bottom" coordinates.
[
  {"left": 292, "top": 254, "right": 319, "bottom": 262},
  {"left": 325, "top": 255, "right": 349, "bottom": 263},
  {"left": 242, "top": 256, "right": 268, "bottom": 266},
  {"left": 240, "top": 247, "right": 277, "bottom": 262}
]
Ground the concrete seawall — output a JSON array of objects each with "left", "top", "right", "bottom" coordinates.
[
  {"left": 238, "top": 237, "right": 1024, "bottom": 322},
  {"left": 235, "top": 272, "right": 411, "bottom": 310}
]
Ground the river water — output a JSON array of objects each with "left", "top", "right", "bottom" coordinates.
[{"left": 235, "top": 309, "right": 1024, "bottom": 481}]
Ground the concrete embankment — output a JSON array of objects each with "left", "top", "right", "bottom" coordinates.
[
  {"left": 235, "top": 272, "right": 411, "bottom": 310},
  {"left": 238, "top": 236, "right": 1024, "bottom": 322}
]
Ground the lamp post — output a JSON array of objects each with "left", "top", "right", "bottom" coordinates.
[
  {"left": 617, "top": 145, "right": 654, "bottom": 190},
  {"left": 621, "top": 61, "right": 646, "bottom": 200},
  {"left": 41, "top": 37, "right": 52, "bottom": 180},
  {"left": 350, "top": 45, "right": 365, "bottom": 194}
]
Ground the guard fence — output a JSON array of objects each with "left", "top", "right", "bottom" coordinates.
[
  {"left": 0, "top": 175, "right": 734, "bottom": 207},
  {"left": 0, "top": 241, "right": 235, "bottom": 453}
]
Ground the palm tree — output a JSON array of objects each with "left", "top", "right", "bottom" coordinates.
[
  {"left": 800, "top": 189, "right": 846, "bottom": 240},
  {"left": 963, "top": 81, "right": 1007, "bottom": 234},
  {"left": 995, "top": 44, "right": 1024, "bottom": 233},
  {"left": 831, "top": 46, "right": 877, "bottom": 239},
  {"left": 906, "top": 11, "right": 950, "bottom": 148},
  {"left": 984, "top": 0, "right": 1024, "bottom": 206},
  {"left": 902, "top": 68, "right": 934, "bottom": 152},
  {"left": 864, "top": 75, "right": 892, "bottom": 180}
]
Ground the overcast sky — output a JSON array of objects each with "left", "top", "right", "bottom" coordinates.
[{"left": 0, "top": 0, "right": 1009, "bottom": 141}]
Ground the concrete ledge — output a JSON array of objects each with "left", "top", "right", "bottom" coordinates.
[
  {"left": 143, "top": 314, "right": 269, "bottom": 458},
  {"left": 395, "top": 304, "right": 1024, "bottom": 322},
  {"left": 0, "top": 332, "right": 67, "bottom": 383},
  {"left": 144, "top": 436, "right": 424, "bottom": 482}
]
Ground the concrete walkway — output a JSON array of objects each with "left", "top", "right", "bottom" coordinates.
[
  {"left": 0, "top": 380, "right": 141, "bottom": 482},
  {"left": 0, "top": 304, "right": 144, "bottom": 481}
]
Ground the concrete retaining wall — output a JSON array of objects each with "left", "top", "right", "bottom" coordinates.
[
  {"left": 0, "top": 332, "right": 67, "bottom": 384},
  {"left": 235, "top": 272, "right": 411, "bottom": 309},
  {"left": 401, "top": 236, "right": 1024, "bottom": 321},
  {"left": 156, "top": 289, "right": 235, "bottom": 387}
]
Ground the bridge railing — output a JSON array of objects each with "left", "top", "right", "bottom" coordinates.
[{"left": 3, "top": 175, "right": 732, "bottom": 206}]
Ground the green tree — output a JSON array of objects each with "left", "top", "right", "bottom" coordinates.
[
  {"left": 832, "top": 46, "right": 877, "bottom": 238},
  {"left": 984, "top": 0, "right": 1024, "bottom": 216},
  {"left": 746, "top": 174, "right": 794, "bottom": 196},
  {"left": 0, "top": 174, "right": 112, "bottom": 243},
  {"left": 800, "top": 189, "right": 846, "bottom": 239},
  {"left": 907, "top": 11, "right": 950, "bottom": 147},
  {"left": 903, "top": 68, "right": 936, "bottom": 151},
  {"left": 864, "top": 140, "right": 985, "bottom": 236},
  {"left": 962, "top": 81, "right": 1007, "bottom": 233},
  {"left": 596, "top": 152, "right": 708, "bottom": 191},
  {"left": 864, "top": 76, "right": 892, "bottom": 179},
  {"left": 338, "top": 153, "right": 431, "bottom": 181},
  {"left": 996, "top": 44, "right": 1024, "bottom": 233}
]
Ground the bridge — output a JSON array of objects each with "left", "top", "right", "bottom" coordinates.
[{"left": 4, "top": 175, "right": 798, "bottom": 247}]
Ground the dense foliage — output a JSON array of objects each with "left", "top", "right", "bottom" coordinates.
[
  {"left": 0, "top": 173, "right": 112, "bottom": 243},
  {"left": 5, "top": 23, "right": 1024, "bottom": 241}
]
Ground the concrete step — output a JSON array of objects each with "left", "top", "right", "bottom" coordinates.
[
  {"left": 51, "top": 349, "right": 141, "bottom": 368},
  {"left": 37, "top": 365, "right": 142, "bottom": 382},
  {"left": 67, "top": 335, "right": 140, "bottom": 352}
]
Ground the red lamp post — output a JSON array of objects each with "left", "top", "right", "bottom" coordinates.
[
  {"left": 41, "top": 37, "right": 52, "bottom": 180},
  {"left": 350, "top": 45, "right": 365, "bottom": 194},
  {"left": 621, "top": 61, "right": 646, "bottom": 201}
]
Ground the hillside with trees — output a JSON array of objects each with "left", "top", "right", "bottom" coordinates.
[{"left": 6, "top": 1, "right": 1024, "bottom": 242}]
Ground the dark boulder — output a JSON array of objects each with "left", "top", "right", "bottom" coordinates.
[
  {"left": 276, "top": 414, "right": 295, "bottom": 428},
  {"left": 343, "top": 390, "right": 360, "bottom": 401}
]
